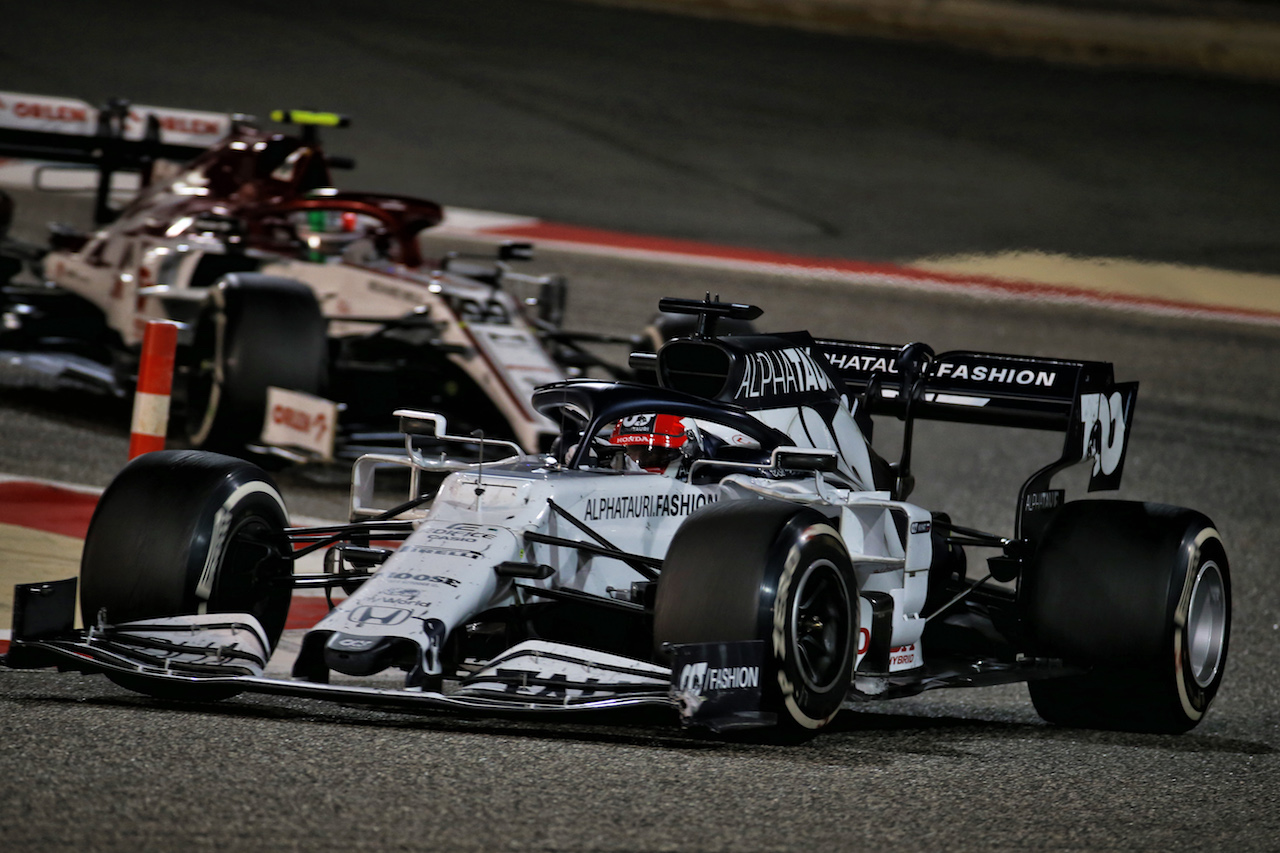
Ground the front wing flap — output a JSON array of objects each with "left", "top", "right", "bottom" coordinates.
[{"left": 4, "top": 580, "right": 767, "bottom": 730}]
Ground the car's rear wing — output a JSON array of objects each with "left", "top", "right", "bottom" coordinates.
[
  {"left": 639, "top": 298, "right": 1137, "bottom": 538},
  {"left": 814, "top": 338, "right": 1126, "bottom": 431},
  {"left": 0, "top": 90, "right": 236, "bottom": 223},
  {"left": 0, "top": 92, "right": 354, "bottom": 226},
  {"left": 0, "top": 90, "right": 233, "bottom": 155},
  {"left": 813, "top": 338, "right": 1137, "bottom": 534}
]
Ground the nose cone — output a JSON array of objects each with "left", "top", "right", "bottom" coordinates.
[{"left": 323, "top": 631, "right": 410, "bottom": 677}]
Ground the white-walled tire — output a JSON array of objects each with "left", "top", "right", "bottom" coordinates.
[
  {"left": 80, "top": 450, "right": 294, "bottom": 699},
  {"left": 1022, "top": 500, "right": 1231, "bottom": 733},
  {"left": 185, "top": 274, "right": 327, "bottom": 454},
  {"left": 654, "top": 501, "right": 856, "bottom": 732}
]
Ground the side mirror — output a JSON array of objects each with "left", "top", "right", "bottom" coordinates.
[{"left": 395, "top": 408, "right": 446, "bottom": 438}]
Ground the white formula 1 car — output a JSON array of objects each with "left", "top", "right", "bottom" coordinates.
[
  {"left": 4, "top": 297, "right": 1231, "bottom": 736},
  {"left": 0, "top": 91, "right": 623, "bottom": 461}
]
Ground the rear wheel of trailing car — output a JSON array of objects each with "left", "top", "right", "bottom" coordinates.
[
  {"left": 654, "top": 501, "right": 856, "bottom": 733},
  {"left": 185, "top": 274, "right": 328, "bottom": 455},
  {"left": 1021, "top": 500, "right": 1230, "bottom": 734},
  {"left": 80, "top": 450, "right": 294, "bottom": 700}
]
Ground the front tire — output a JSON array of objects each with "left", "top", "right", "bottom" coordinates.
[
  {"left": 185, "top": 274, "right": 328, "bottom": 454},
  {"left": 1021, "top": 500, "right": 1231, "bottom": 733},
  {"left": 654, "top": 501, "right": 856, "bottom": 732},
  {"left": 80, "top": 450, "right": 294, "bottom": 699}
]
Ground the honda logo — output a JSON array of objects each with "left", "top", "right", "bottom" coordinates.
[{"left": 347, "top": 606, "right": 410, "bottom": 626}]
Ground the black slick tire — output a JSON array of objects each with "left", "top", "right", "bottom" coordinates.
[
  {"left": 1021, "top": 500, "right": 1230, "bottom": 734},
  {"left": 185, "top": 274, "right": 327, "bottom": 454},
  {"left": 654, "top": 500, "right": 856, "bottom": 733},
  {"left": 80, "top": 449, "right": 294, "bottom": 699}
]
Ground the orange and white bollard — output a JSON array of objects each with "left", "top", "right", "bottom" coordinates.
[{"left": 128, "top": 320, "right": 179, "bottom": 459}]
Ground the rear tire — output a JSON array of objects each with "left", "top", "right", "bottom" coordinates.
[
  {"left": 80, "top": 450, "right": 294, "bottom": 699},
  {"left": 654, "top": 501, "right": 856, "bottom": 732},
  {"left": 185, "top": 274, "right": 328, "bottom": 454},
  {"left": 1022, "top": 500, "right": 1230, "bottom": 733}
]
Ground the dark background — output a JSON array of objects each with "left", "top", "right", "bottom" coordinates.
[{"left": 4, "top": 0, "right": 1277, "bottom": 271}]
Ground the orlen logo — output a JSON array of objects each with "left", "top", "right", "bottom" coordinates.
[
  {"left": 10, "top": 100, "right": 89, "bottom": 123},
  {"left": 272, "top": 403, "right": 329, "bottom": 441},
  {"left": 128, "top": 110, "right": 221, "bottom": 137}
]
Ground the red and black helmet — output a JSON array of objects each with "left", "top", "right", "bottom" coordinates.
[
  {"left": 609, "top": 414, "right": 690, "bottom": 473},
  {"left": 609, "top": 414, "right": 688, "bottom": 449}
]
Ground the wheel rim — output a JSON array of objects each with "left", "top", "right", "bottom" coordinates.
[
  {"left": 789, "top": 558, "right": 852, "bottom": 693},
  {"left": 1187, "top": 560, "right": 1228, "bottom": 688},
  {"left": 208, "top": 513, "right": 290, "bottom": 640}
]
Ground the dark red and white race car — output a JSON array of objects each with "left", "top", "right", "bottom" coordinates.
[{"left": 0, "top": 91, "right": 622, "bottom": 461}]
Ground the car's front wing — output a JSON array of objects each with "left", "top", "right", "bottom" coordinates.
[{"left": 5, "top": 579, "right": 772, "bottom": 731}]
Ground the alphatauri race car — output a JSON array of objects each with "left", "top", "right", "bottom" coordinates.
[
  {"left": 0, "top": 91, "right": 621, "bottom": 461},
  {"left": 4, "top": 297, "right": 1230, "bottom": 737}
]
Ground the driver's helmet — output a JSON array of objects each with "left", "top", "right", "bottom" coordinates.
[
  {"left": 296, "top": 207, "right": 368, "bottom": 259},
  {"left": 609, "top": 414, "right": 699, "bottom": 476}
]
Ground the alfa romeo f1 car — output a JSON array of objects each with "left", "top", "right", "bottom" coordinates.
[
  {"left": 0, "top": 91, "right": 616, "bottom": 461},
  {"left": 4, "top": 297, "right": 1231, "bottom": 736}
]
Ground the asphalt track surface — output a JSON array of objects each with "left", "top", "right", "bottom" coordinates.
[{"left": 2, "top": 3, "right": 1280, "bottom": 851}]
